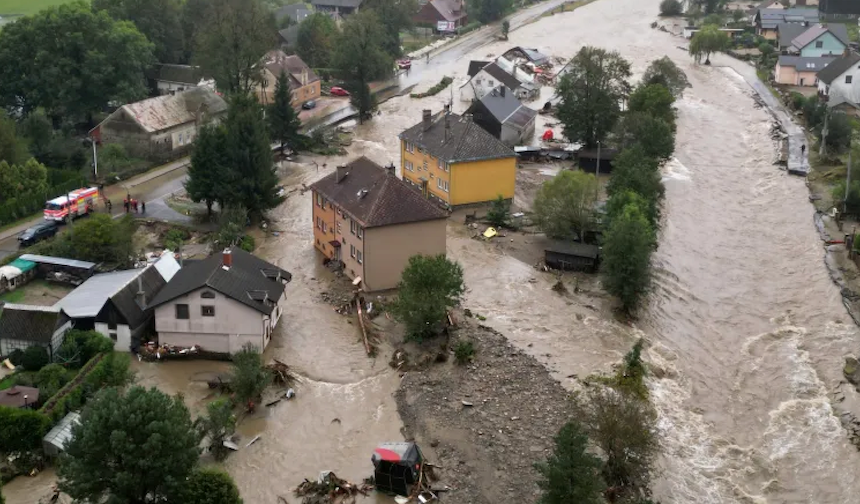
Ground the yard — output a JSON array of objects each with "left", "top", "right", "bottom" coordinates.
[{"left": 0, "top": 280, "right": 73, "bottom": 306}]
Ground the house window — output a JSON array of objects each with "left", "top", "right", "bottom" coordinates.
[
  {"left": 406, "top": 160, "right": 414, "bottom": 172},
  {"left": 423, "top": 160, "right": 428, "bottom": 171},
  {"left": 356, "top": 250, "right": 363, "bottom": 264},
  {"left": 406, "top": 141, "right": 414, "bottom": 153},
  {"left": 201, "top": 305, "right": 215, "bottom": 317},
  {"left": 316, "top": 216, "right": 323, "bottom": 230},
  {"left": 350, "top": 219, "right": 357, "bottom": 235},
  {"left": 201, "top": 291, "right": 215, "bottom": 299},
  {"left": 488, "top": 79, "right": 494, "bottom": 87},
  {"left": 175, "top": 304, "right": 189, "bottom": 319},
  {"left": 337, "top": 221, "right": 342, "bottom": 234},
  {"left": 322, "top": 221, "right": 328, "bottom": 233},
  {"left": 316, "top": 193, "right": 322, "bottom": 207},
  {"left": 445, "top": 162, "right": 450, "bottom": 173},
  {"left": 437, "top": 179, "right": 450, "bottom": 192},
  {"left": 357, "top": 226, "right": 363, "bottom": 239},
  {"left": 437, "top": 158, "right": 442, "bottom": 169},
  {"left": 815, "top": 40, "right": 824, "bottom": 48},
  {"left": 847, "top": 75, "right": 854, "bottom": 84},
  {"left": 350, "top": 244, "right": 356, "bottom": 258}
]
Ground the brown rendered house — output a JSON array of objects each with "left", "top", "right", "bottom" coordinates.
[
  {"left": 256, "top": 50, "right": 321, "bottom": 108},
  {"left": 413, "top": 0, "right": 467, "bottom": 31},
  {"left": 310, "top": 157, "right": 448, "bottom": 291}
]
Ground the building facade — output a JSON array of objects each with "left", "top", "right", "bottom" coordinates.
[
  {"left": 774, "top": 55, "right": 833, "bottom": 85},
  {"left": 256, "top": 51, "right": 321, "bottom": 108}
]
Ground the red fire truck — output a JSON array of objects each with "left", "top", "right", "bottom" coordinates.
[{"left": 44, "top": 187, "right": 99, "bottom": 222}]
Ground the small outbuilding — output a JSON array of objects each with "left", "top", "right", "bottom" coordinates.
[
  {"left": 576, "top": 148, "right": 618, "bottom": 174},
  {"left": 544, "top": 241, "right": 601, "bottom": 272},
  {"left": 0, "top": 304, "right": 72, "bottom": 360},
  {"left": 371, "top": 442, "right": 425, "bottom": 497},
  {"left": 18, "top": 254, "right": 96, "bottom": 285},
  {"left": 43, "top": 411, "right": 81, "bottom": 457},
  {"left": 0, "top": 257, "right": 37, "bottom": 293}
]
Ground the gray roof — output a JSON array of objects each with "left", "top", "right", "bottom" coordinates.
[
  {"left": 503, "top": 46, "right": 549, "bottom": 65},
  {"left": 816, "top": 52, "right": 860, "bottom": 84},
  {"left": 102, "top": 266, "right": 167, "bottom": 329},
  {"left": 791, "top": 23, "right": 849, "bottom": 50},
  {"left": 19, "top": 254, "right": 96, "bottom": 270},
  {"left": 778, "top": 23, "right": 809, "bottom": 47},
  {"left": 154, "top": 64, "right": 203, "bottom": 85},
  {"left": 275, "top": 3, "right": 313, "bottom": 22},
  {"left": 101, "top": 87, "right": 227, "bottom": 134},
  {"left": 278, "top": 25, "right": 301, "bottom": 46},
  {"left": 758, "top": 7, "right": 819, "bottom": 28},
  {"left": 0, "top": 303, "right": 68, "bottom": 343},
  {"left": 0, "top": 386, "right": 40, "bottom": 408},
  {"left": 147, "top": 248, "right": 292, "bottom": 315},
  {"left": 470, "top": 86, "right": 537, "bottom": 129},
  {"left": 310, "top": 157, "right": 447, "bottom": 228},
  {"left": 777, "top": 55, "right": 835, "bottom": 70},
  {"left": 43, "top": 412, "right": 80, "bottom": 452},
  {"left": 54, "top": 269, "right": 142, "bottom": 318},
  {"left": 428, "top": 0, "right": 466, "bottom": 22},
  {"left": 311, "top": 0, "right": 362, "bottom": 8},
  {"left": 399, "top": 112, "right": 516, "bottom": 163},
  {"left": 545, "top": 240, "right": 600, "bottom": 259},
  {"left": 467, "top": 60, "right": 490, "bottom": 78},
  {"left": 480, "top": 62, "right": 524, "bottom": 91}
]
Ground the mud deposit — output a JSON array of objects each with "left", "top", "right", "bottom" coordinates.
[{"left": 395, "top": 319, "right": 573, "bottom": 504}]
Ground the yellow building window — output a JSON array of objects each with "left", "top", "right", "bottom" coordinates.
[
  {"left": 405, "top": 142, "right": 414, "bottom": 153},
  {"left": 437, "top": 178, "right": 449, "bottom": 193},
  {"left": 405, "top": 160, "right": 414, "bottom": 172}
]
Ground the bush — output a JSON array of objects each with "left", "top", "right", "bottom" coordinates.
[
  {"left": 55, "top": 330, "right": 114, "bottom": 368},
  {"left": 0, "top": 406, "right": 51, "bottom": 453},
  {"left": 454, "top": 340, "right": 475, "bottom": 365},
  {"left": 486, "top": 195, "right": 510, "bottom": 228},
  {"left": 36, "top": 364, "right": 74, "bottom": 399},
  {"left": 410, "top": 76, "right": 454, "bottom": 99},
  {"left": 459, "top": 21, "right": 481, "bottom": 34},
  {"left": 164, "top": 228, "right": 189, "bottom": 251},
  {"left": 8, "top": 349, "right": 23, "bottom": 366},
  {"left": 659, "top": 0, "right": 683, "bottom": 16},
  {"left": 40, "top": 351, "right": 132, "bottom": 423},
  {"left": 391, "top": 255, "right": 465, "bottom": 341},
  {"left": 178, "top": 467, "right": 243, "bottom": 504},
  {"left": 21, "top": 346, "right": 49, "bottom": 372},
  {"left": 790, "top": 92, "right": 806, "bottom": 111},
  {"left": 239, "top": 234, "right": 255, "bottom": 252}
]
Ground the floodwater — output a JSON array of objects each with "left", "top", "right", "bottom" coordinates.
[{"left": 6, "top": 0, "right": 860, "bottom": 502}]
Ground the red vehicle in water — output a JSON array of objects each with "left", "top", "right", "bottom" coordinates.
[
  {"left": 397, "top": 59, "right": 412, "bottom": 70},
  {"left": 330, "top": 86, "right": 350, "bottom": 97}
]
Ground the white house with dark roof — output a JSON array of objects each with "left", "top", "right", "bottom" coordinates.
[
  {"left": 90, "top": 87, "right": 227, "bottom": 162},
  {"left": 459, "top": 60, "right": 538, "bottom": 103},
  {"left": 817, "top": 52, "right": 860, "bottom": 112},
  {"left": 465, "top": 85, "right": 537, "bottom": 146},
  {"left": 0, "top": 304, "right": 71, "bottom": 360},
  {"left": 148, "top": 248, "right": 292, "bottom": 354}
]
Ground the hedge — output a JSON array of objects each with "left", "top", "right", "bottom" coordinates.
[
  {"left": 0, "top": 406, "right": 50, "bottom": 454},
  {"left": 410, "top": 76, "right": 454, "bottom": 99},
  {"left": 0, "top": 176, "right": 87, "bottom": 227}
]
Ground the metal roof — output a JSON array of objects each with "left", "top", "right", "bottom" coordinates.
[
  {"left": 103, "top": 87, "right": 227, "bottom": 134},
  {"left": 399, "top": 112, "right": 517, "bottom": 163},
  {"left": 545, "top": 240, "right": 600, "bottom": 259},
  {"left": 777, "top": 55, "right": 835, "bottom": 70},
  {"left": 54, "top": 269, "right": 142, "bottom": 318},
  {"left": 791, "top": 24, "right": 849, "bottom": 50},
  {"left": 153, "top": 252, "right": 180, "bottom": 282},
  {"left": 19, "top": 254, "right": 96, "bottom": 270},
  {"left": 43, "top": 412, "right": 81, "bottom": 452},
  {"left": 0, "top": 304, "right": 68, "bottom": 344},
  {"left": 9, "top": 258, "right": 36, "bottom": 273}
]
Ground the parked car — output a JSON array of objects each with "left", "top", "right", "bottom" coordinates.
[
  {"left": 330, "top": 87, "right": 350, "bottom": 97},
  {"left": 18, "top": 221, "right": 58, "bottom": 247},
  {"left": 302, "top": 100, "right": 316, "bottom": 110},
  {"left": 397, "top": 59, "right": 412, "bottom": 70}
]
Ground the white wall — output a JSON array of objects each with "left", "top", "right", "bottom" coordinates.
[{"left": 94, "top": 322, "right": 131, "bottom": 352}]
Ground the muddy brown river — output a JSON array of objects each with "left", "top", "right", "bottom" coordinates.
[{"left": 5, "top": 0, "right": 860, "bottom": 502}]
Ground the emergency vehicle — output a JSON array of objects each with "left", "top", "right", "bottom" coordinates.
[{"left": 44, "top": 187, "right": 99, "bottom": 222}]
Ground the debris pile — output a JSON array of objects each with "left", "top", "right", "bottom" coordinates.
[
  {"left": 292, "top": 471, "right": 372, "bottom": 504},
  {"left": 266, "top": 359, "right": 298, "bottom": 386},
  {"left": 138, "top": 342, "right": 202, "bottom": 361}
]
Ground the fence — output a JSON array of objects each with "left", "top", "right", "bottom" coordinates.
[{"left": 0, "top": 177, "right": 88, "bottom": 227}]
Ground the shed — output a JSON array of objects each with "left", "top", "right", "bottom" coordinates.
[
  {"left": 371, "top": 442, "right": 424, "bottom": 496},
  {"left": 18, "top": 254, "right": 96, "bottom": 284},
  {"left": 43, "top": 412, "right": 81, "bottom": 457},
  {"left": 576, "top": 148, "right": 618, "bottom": 174},
  {"left": 544, "top": 241, "right": 601, "bottom": 272},
  {"left": 0, "top": 385, "right": 40, "bottom": 409},
  {"left": 0, "top": 258, "right": 37, "bottom": 292}
]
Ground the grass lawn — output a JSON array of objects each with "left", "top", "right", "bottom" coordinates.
[
  {"left": 0, "top": 0, "right": 77, "bottom": 16},
  {"left": 0, "top": 374, "right": 14, "bottom": 390},
  {"left": 0, "top": 288, "right": 25, "bottom": 303}
]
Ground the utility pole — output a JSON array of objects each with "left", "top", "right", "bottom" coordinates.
[
  {"left": 845, "top": 149, "right": 852, "bottom": 215},
  {"left": 91, "top": 138, "right": 98, "bottom": 179},
  {"left": 819, "top": 109, "right": 829, "bottom": 158},
  {"left": 594, "top": 140, "right": 602, "bottom": 199}
]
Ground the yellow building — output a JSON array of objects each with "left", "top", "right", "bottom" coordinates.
[{"left": 398, "top": 110, "right": 517, "bottom": 208}]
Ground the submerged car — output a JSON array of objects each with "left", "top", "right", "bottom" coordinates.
[
  {"left": 330, "top": 86, "right": 350, "bottom": 97},
  {"left": 18, "top": 221, "right": 58, "bottom": 247},
  {"left": 302, "top": 100, "right": 316, "bottom": 110}
]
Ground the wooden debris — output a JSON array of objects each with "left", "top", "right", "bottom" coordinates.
[
  {"left": 245, "top": 435, "right": 261, "bottom": 448},
  {"left": 294, "top": 472, "right": 372, "bottom": 504},
  {"left": 356, "top": 299, "right": 373, "bottom": 356},
  {"left": 266, "top": 359, "right": 297, "bottom": 386}
]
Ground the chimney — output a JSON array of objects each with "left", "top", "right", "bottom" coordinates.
[
  {"left": 136, "top": 276, "right": 146, "bottom": 307},
  {"left": 222, "top": 248, "right": 232, "bottom": 269},
  {"left": 422, "top": 109, "right": 432, "bottom": 131},
  {"left": 385, "top": 162, "right": 396, "bottom": 176},
  {"left": 336, "top": 165, "right": 348, "bottom": 183},
  {"left": 500, "top": 86, "right": 505, "bottom": 97}
]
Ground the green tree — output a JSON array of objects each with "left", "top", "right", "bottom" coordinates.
[
  {"left": 821, "top": 111, "right": 853, "bottom": 155},
  {"left": 731, "top": 8, "right": 745, "bottom": 24},
  {"left": 659, "top": 0, "right": 683, "bottom": 16},
  {"left": 195, "top": 398, "right": 236, "bottom": 461},
  {"left": 21, "top": 345, "right": 49, "bottom": 372},
  {"left": 0, "top": 158, "right": 49, "bottom": 203},
  {"left": 689, "top": 25, "right": 729, "bottom": 64},
  {"left": 534, "top": 420, "right": 605, "bottom": 504},
  {"left": 0, "top": 111, "right": 29, "bottom": 165},
  {"left": 58, "top": 387, "right": 200, "bottom": 503},
  {"left": 0, "top": 406, "right": 50, "bottom": 454},
  {"left": 533, "top": 170, "right": 599, "bottom": 241},
  {"left": 52, "top": 213, "right": 137, "bottom": 265},
  {"left": 229, "top": 343, "right": 271, "bottom": 410},
  {"left": 99, "top": 143, "right": 134, "bottom": 177},
  {"left": 186, "top": 124, "right": 229, "bottom": 217},
  {"left": 92, "top": 0, "right": 186, "bottom": 63},
  {"left": 392, "top": 255, "right": 465, "bottom": 341},
  {"left": 628, "top": 83, "right": 676, "bottom": 130},
  {"left": 297, "top": 13, "right": 338, "bottom": 68},
  {"left": 642, "top": 56, "right": 689, "bottom": 98},
  {"left": 613, "top": 113, "right": 675, "bottom": 163},
  {"left": 363, "top": 0, "right": 418, "bottom": 58},
  {"left": 605, "top": 148, "right": 664, "bottom": 227},
  {"left": 268, "top": 70, "right": 303, "bottom": 153},
  {"left": 36, "top": 364, "right": 73, "bottom": 398},
  {"left": 217, "top": 206, "right": 250, "bottom": 246},
  {"left": 332, "top": 11, "right": 393, "bottom": 119},
  {"left": 0, "top": 2, "right": 154, "bottom": 121},
  {"left": 468, "top": 0, "right": 512, "bottom": 23},
  {"left": 486, "top": 195, "right": 510, "bottom": 228},
  {"left": 221, "top": 94, "right": 282, "bottom": 218},
  {"left": 54, "top": 330, "right": 115, "bottom": 368},
  {"left": 179, "top": 467, "right": 244, "bottom": 504},
  {"left": 194, "top": 0, "right": 276, "bottom": 94},
  {"left": 600, "top": 197, "right": 655, "bottom": 313},
  {"left": 573, "top": 385, "right": 659, "bottom": 499},
  {"left": 556, "top": 46, "right": 632, "bottom": 148}
]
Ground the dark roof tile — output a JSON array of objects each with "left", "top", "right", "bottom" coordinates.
[
  {"left": 310, "top": 157, "right": 448, "bottom": 227},
  {"left": 399, "top": 112, "right": 516, "bottom": 163},
  {"left": 0, "top": 304, "right": 67, "bottom": 343},
  {"left": 147, "top": 248, "right": 291, "bottom": 314},
  {"left": 467, "top": 60, "right": 491, "bottom": 78},
  {"left": 816, "top": 52, "right": 860, "bottom": 84}
]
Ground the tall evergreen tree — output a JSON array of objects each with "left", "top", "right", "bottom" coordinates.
[
  {"left": 332, "top": 10, "right": 393, "bottom": 120},
  {"left": 223, "top": 94, "right": 282, "bottom": 219},
  {"left": 185, "top": 124, "right": 228, "bottom": 217},
  {"left": 534, "top": 421, "right": 605, "bottom": 504},
  {"left": 267, "top": 70, "right": 302, "bottom": 153},
  {"left": 601, "top": 197, "right": 655, "bottom": 313}
]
